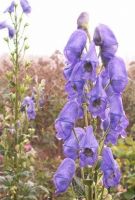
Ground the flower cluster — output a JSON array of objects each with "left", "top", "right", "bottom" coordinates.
[
  {"left": 0, "top": 0, "right": 31, "bottom": 38},
  {"left": 53, "top": 14, "right": 129, "bottom": 196},
  {"left": 21, "top": 96, "right": 36, "bottom": 120}
]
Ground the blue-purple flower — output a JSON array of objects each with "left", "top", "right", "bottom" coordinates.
[
  {"left": 7, "top": 25, "right": 15, "bottom": 38},
  {"left": 64, "top": 29, "right": 87, "bottom": 64},
  {"left": 101, "top": 147, "right": 121, "bottom": 188},
  {"left": 81, "top": 41, "right": 99, "bottom": 82},
  {"left": 0, "top": 21, "right": 15, "bottom": 38},
  {"left": 63, "top": 127, "right": 85, "bottom": 160},
  {"left": 108, "top": 56, "right": 128, "bottom": 94},
  {"left": 88, "top": 76, "right": 107, "bottom": 119},
  {"left": 105, "top": 129, "right": 127, "bottom": 145},
  {"left": 93, "top": 24, "right": 118, "bottom": 65},
  {"left": 109, "top": 94, "right": 129, "bottom": 132},
  {"left": 20, "top": 0, "right": 31, "bottom": 14},
  {"left": 100, "top": 95, "right": 128, "bottom": 144},
  {"left": 63, "top": 63, "right": 75, "bottom": 81},
  {"left": 53, "top": 158, "right": 76, "bottom": 194},
  {"left": 65, "top": 61, "right": 84, "bottom": 99},
  {"left": 55, "top": 100, "right": 83, "bottom": 140},
  {"left": 4, "top": 1, "right": 15, "bottom": 13},
  {"left": 79, "top": 126, "right": 98, "bottom": 167},
  {"left": 65, "top": 80, "right": 85, "bottom": 102},
  {"left": 93, "top": 24, "right": 118, "bottom": 47},
  {"left": 21, "top": 96, "right": 36, "bottom": 120}
]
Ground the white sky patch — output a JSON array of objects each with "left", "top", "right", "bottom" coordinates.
[{"left": 0, "top": 0, "right": 135, "bottom": 62}]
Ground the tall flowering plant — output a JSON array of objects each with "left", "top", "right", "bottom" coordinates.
[
  {"left": 0, "top": 1, "right": 47, "bottom": 199},
  {"left": 53, "top": 12, "right": 129, "bottom": 199}
]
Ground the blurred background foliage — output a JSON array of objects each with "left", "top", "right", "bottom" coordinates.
[{"left": 0, "top": 52, "right": 135, "bottom": 199}]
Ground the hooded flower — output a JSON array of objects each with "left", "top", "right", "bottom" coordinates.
[
  {"left": 4, "top": 1, "right": 15, "bottom": 13},
  {"left": 109, "top": 94, "right": 129, "bottom": 132},
  {"left": 7, "top": 25, "right": 15, "bottom": 38},
  {"left": 105, "top": 129, "right": 127, "bottom": 145},
  {"left": 88, "top": 76, "right": 107, "bottom": 119},
  {"left": 65, "top": 80, "right": 85, "bottom": 100},
  {"left": 63, "top": 127, "right": 85, "bottom": 160},
  {"left": 53, "top": 158, "right": 76, "bottom": 194},
  {"left": 0, "top": 21, "right": 15, "bottom": 38},
  {"left": 65, "top": 60, "right": 84, "bottom": 98},
  {"left": 80, "top": 41, "right": 99, "bottom": 82},
  {"left": 79, "top": 126, "right": 98, "bottom": 167},
  {"left": 108, "top": 56, "right": 128, "bottom": 94},
  {"left": 21, "top": 96, "right": 36, "bottom": 120},
  {"left": 100, "top": 108, "right": 110, "bottom": 132},
  {"left": 101, "top": 95, "right": 128, "bottom": 144},
  {"left": 65, "top": 42, "right": 98, "bottom": 84},
  {"left": 20, "top": 0, "right": 31, "bottom": 14},
  {"left": 101, "top": 147, "right": 121, "bottom": 188},
  {"left": 93, "top": 24, "right": 118, "bottom": 64},
  {"left": 69, "top": 61, "right": 83, "bottom": 82},
  {"left": 63, "top": 63, "right": 74, "bottom": 81},
  {"left": 93, "top": 24, "right": 118, "bottom": 48},
  {"left": 55, "top": 100, "right": 83, "bottom": 140},
  {"left": 64, "top": 29, "right": 87, "bottom": 64}
]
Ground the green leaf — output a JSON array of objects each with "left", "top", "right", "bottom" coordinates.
[{"left": 0, "top": 144, "right": 5, "bottom": 155}]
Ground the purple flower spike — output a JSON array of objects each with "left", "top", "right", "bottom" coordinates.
[
  {"left": 64, "top": 29, "right": 87, "bottom": 64},
  {"left": 20, "top": 0, "right": 31, "bottom": 14},
  {"left": 101, "top": 147, "right": 121, "bottom": 188},
  {"left": 108, "top": 57, "right": 128, "bottom": 93},
  {"left": 109, "top": 94, "right": 129, "bottom": 132},
  {"left": 53, "top": 158, "right": 76, "bottom": 194},
  {"left": 79, "top": 126, "right": 98, "bottom": 167},
  {"left": 63, "top": 127, "right": 85, "bottom": 160},
  {"left": 4, "top": 1, "right": 15, "bottom": 13},
  {"left": 55, "top": 100, "right": 82, "bottom": 140},
  {"left": 21, "top": 96, "right": 36, "bottom": 120},
  {"left": 88, "top": 76, "right": 107, "bottom": 119}
]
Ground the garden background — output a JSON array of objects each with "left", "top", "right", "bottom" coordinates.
[{"left": 0, "top": 0, "right": 135, "bottom": 199}]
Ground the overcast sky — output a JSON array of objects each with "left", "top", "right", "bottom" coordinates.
[{"left": 0, "top": 0, "right": 135, "bottom": 62}]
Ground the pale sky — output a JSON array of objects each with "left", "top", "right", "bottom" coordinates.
[{"left": 0, "top": 0, "right": 135, "bottom": 62}]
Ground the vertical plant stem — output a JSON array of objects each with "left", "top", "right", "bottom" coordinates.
[
  {"left": 83, "top": 103, "right": 89, "bottom": 127},
  {"left": 14, "top": 5, "right": 19, "bottom": 170},
  {"left": 12, "top": 6, "right": 20, "bottom": 200},
  {"left": 100, "top": 185, "right": 104, "bottom": 200}
]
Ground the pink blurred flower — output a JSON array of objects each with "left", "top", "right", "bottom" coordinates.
[{"left": 24, "top": 143, "right": 32, "bottom": 152}]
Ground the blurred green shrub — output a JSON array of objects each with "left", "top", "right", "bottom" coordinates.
[{"left": 112, "top": 137, "right": 135, "bottom": 200}]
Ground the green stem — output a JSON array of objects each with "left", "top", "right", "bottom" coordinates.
[
  {"left": 83, "top": 103, "right": 89, "bottom": 127},
  {"left": 88, "top": 185, "right": 92, "bottom": 200},
  {"left": 100, "top": 185, "right": 104, "bottom": 200},
  {"left": 12, "top": 6, "right": 20, "bottom": 200}
]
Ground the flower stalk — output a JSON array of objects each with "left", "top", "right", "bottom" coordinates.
[{"left": 53, "top": 12, "right": 128, "bottom": 200}]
